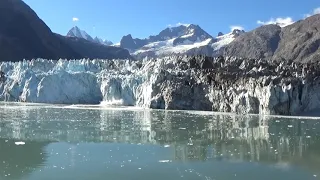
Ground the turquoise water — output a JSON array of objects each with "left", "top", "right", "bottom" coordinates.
[{"left": 0, "top": 102, "right": 320, "bottom": 180}]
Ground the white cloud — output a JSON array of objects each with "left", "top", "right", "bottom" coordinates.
[
  {"left": 72, "top": 17, "right": 79, "bottom": 22},
  {"left": 304, "top": 7, "right": 320, "bottom": 18},
  {"left": 257, "top": 17, "right": 294, "bottom": 27},
  {"left": 230, "top": 25, "right": 244, "bottom": 31},
  {"left": 256, "top": 7, "right": 320, "bottom": 28},
  {"left": 167, "top": 22, "right": 191, "bottom": 28},
  {"left": 176, "top": 22, "right": 190, "bottom": 26}
]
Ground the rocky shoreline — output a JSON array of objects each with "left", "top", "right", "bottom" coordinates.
[{"left": 1, "top": 55, "right": 320, "bottom": 116}]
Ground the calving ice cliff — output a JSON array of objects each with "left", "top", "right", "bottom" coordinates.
[{"left": 0, "top": 56, "right": 320, "bottom": 116}]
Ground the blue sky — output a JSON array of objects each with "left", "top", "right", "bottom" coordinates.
[{"left": 23, "top": 0, "right": 319, "bottom": 43}]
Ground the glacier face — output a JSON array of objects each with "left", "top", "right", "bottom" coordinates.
[
  {"left": 0, "top": 58, "right": 160, "bottom": 106},
  {"left": 1, "top": 56, "right": 320, "bottom": 115}
]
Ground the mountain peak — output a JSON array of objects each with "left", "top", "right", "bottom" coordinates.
[
  {"left": 156, "top": 24, "right": 212, "bottom": 42},
  {"left": 231, "top": 29, "right": 245, "bottom": 37},
  {"left": 169, "top": 23, "right": 191, "bottom": 28},
  {"left": 72, "top": 26, "right": 80, "bottom": 29},
  {"left": 120, "top": 34, "right": 140, "bottom": 49},
  {"left": 67, "top": 27, "right": 113, "bottom": 46},
  {"left": 93, "top": 36, "right": 104, "bottom": 44},
  {"left": 93, "top": 36, "right": 113, "bottom": 46},
  {"left": 67, "top": 26, "right": 93, "bottom": 42},
  {"left": 120, "top": 23, "right": 216, "bottom": 55},
  {"left": 186, "top": 24, "right": 198, "bottom": 28},
  {"left": 218, "top": 32, "right": 224, "bottom": 36}
]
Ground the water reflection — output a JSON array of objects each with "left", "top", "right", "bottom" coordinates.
[
  {"left": 0, "top": 103, "right": 320, "bottom": 179},
  {"left": 0, "top": 139, "right": 49, "bottom": 179}
]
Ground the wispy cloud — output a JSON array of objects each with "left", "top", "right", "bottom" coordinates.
[
  {"left": 72, "top": 17, "right": 79, "bottom": 22},
  {"left": 257, "top": 17, "right": 294, "bottom": 27},
  {"left": 167, "top": 22, "right": 190, "bottom": 28},
  {"left": 256, "top": 7, "right": 320, "bottom": 28},
  {"left": 230, "top": 25, "right": 244, "bottom": 31},
  {"left": 304, "top": 7, "right": 320, "bottom": 18},
  {"left": 314, "top": 7, "right": 320, "bottom": 14},
  {"left": 176, "top": 22, "right": 190, "bottom": 26}
]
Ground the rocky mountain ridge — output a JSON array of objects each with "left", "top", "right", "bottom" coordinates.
[
  {"left": 0, "top": 0, "right": 79, "bottom": 62},
  {"left": 0, "top": 0, "right": 131, "bottom": 62},
  {"left": 224, "top": 14, "right": 320, "bottom": 63}
]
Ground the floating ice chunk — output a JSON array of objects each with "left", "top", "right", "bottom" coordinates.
[
  {"left": 159, "top": 160, "right": 172, "bottom": 163},
  {"left": 15, "top": 142, "right": 25, "bottom": 145}
]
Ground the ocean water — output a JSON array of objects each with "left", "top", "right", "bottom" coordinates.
[{"left": 0, "top": 102, "right": 320, "bottom": 180}]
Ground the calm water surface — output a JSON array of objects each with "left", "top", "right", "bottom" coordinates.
[{"left": 0, "top": 102, "right": 320, "bottom": 180}]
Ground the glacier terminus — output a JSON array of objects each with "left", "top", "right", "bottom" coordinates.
[{"left": 1, "top": 56, "right": 320, "bottom": 116}]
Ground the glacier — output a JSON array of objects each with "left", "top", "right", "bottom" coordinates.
[{"left": 1, "top": 56, "right": 320, "bottom": 116}]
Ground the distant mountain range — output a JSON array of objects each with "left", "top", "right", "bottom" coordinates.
[
  {"left": 66, "top": 24, "right": 245, "bottom": 59},
  {"left": 69, "top": 14, "right": 320, "bottom": 62},
  {"left": 0, "top": 0, "right": 319, "bottom": 63}
]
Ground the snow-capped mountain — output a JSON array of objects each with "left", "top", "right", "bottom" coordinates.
[
  {"left": 67, "top": 26, "right": 94, "bottom": 42},
  {"left": 67, "top": 26, "right": 113, "bottom": 46},
  {"left": 121, "top": 24, "right": 245, "bottom": 58},
  {"left": 65, "top": 25, "right": 245, "bottom": 58},
  {"left": 211, "top": 29, "right": 245, "bottom": 50},
  {"left": 120, "top": 24, "right": 213, "bottom": 51}
]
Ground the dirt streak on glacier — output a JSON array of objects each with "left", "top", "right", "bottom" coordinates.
[{"left": 1, "top": 56, "right": 320, "bottom": 116}]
